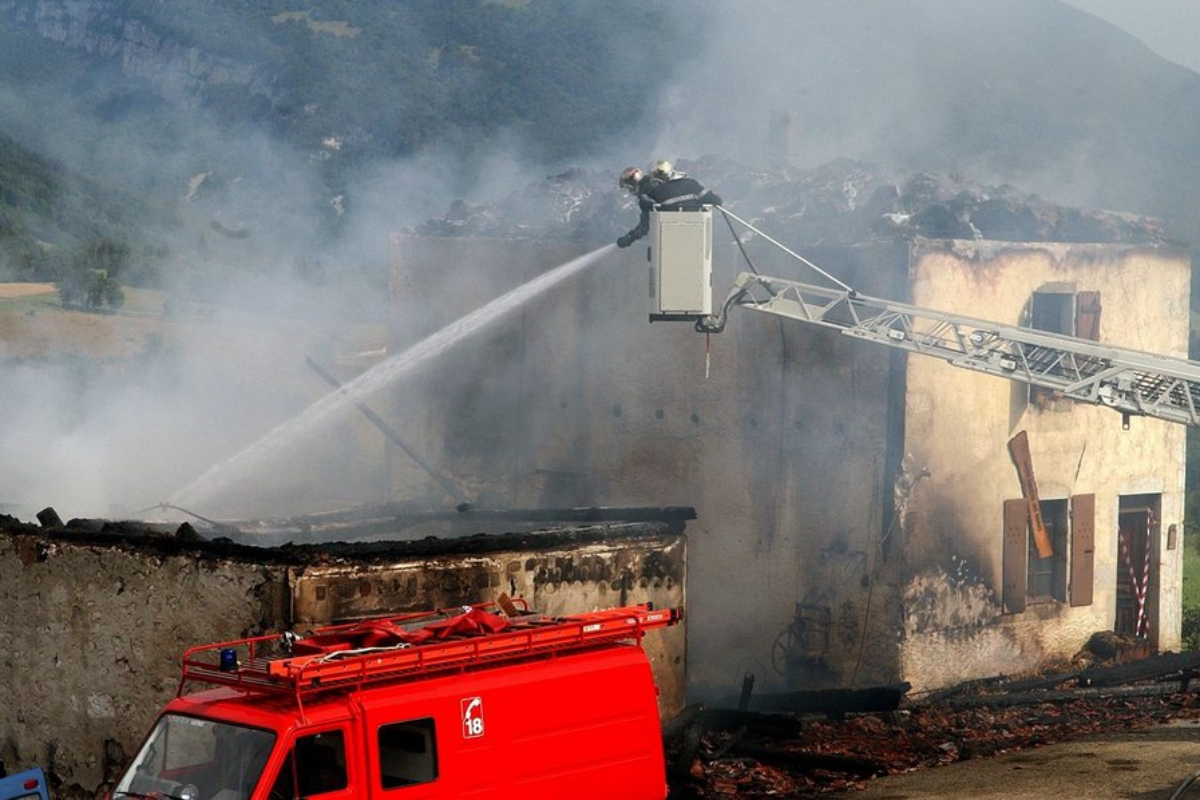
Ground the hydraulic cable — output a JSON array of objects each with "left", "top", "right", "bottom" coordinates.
[
  {"left": 717, "top": 206, "right": 761, "bottom": 276},
  {"left": 131, "top": 502, "right": 243, "bottom": 536},
  {"left": 715, "top": 206, "right": 855, "bottom": 292}
]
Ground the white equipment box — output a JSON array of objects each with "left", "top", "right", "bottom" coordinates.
[{"left": 649, "top": 208, "right": 712, "bottom": 321}]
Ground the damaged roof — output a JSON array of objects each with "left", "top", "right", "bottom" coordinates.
[
  {"left": 0, "top": 506, "right": 693, "bottom": 565},
  {"left": 411, "top": 157, "right": 1168, "bottom": 249}
]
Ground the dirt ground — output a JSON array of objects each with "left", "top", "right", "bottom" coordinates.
[
  {"left": 856, "top": 720, "right": 1200, "bottom": 799},
  {"left": 676, "top": 683, "right": 1200, "bottom": 798},
  {"left": 0, "top": 282, "right": 54, "bottom": 298},
  {"left": 0, "top": 281, "right": 383, "bottom": 362}
]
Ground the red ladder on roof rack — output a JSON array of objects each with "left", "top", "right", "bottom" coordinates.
[{"left": 178, "top": 601, "right": 681, "bottom": 702}]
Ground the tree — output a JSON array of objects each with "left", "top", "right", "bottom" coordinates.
[{"left": 56, "top": 237, "right": 129, "bottom": 310}]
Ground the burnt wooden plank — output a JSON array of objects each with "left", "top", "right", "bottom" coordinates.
[
  {"left": 751, "top": 684, "right": 910, "bottom": 718},
  {"left": 1078, "top": 650, "right": 1200, "bottom": 688},
  {"left": 943, "top": 682, "right": 1178, "bottom": 711},
  {"left": 1009, "top": 431, "right": 1052, "bottom": 558}
]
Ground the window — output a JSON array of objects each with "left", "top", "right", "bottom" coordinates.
[
  {"left": 1003, "top": 494, "right": 1094, "bottom": 613},
  {"left": 1030, "top": 290, "right": 1073, "bottom": 336},
  {"left": 269, "top": 730, "right": 348, "bottom": 798},
  {"left": 1027, "top": 499, "right": 1067, "bottom": 602},
  {"left": 112, "top": 715, "right": 274, "bottom": 800},
  {"left": 1028, "top": 286, "right": 1102, "bottom": 408},
  {"left": 378, "top": 718, "right": 437, "bottom": 789},
  {"left": 1028, "top": 286, "right": 1102, "bottom": 341}
]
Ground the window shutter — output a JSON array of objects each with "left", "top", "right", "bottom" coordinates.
[
  {"left": 1070, "top": 493, "right": 1095, "bottom": 607},
  {"left": 1008, "top": 431, "right": 1052, "bottom": 558},
  {"left": 1076, "top": 291, "right": 1101, "bottom": 341},
  {"left": 1003, "top": 498, "right": 1028, "bottom": 613}
]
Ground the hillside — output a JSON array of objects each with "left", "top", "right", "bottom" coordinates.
[
  {"left": 2, "top": 0, "right": 1200, "bottom": 295},
  {"left": 0, "top": 129, "right": 167, "bottom": 281},
  {"left": 0, "top": 0, "right": 681, "bottom": 174}
]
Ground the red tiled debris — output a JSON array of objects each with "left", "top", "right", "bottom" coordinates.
[{"left": 673, "top": 692, "right": 1200, "bottom": 798}]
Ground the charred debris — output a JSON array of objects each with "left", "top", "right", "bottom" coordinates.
[
  {"left": 412, "top": 157, "right": 1168, "bottom": 249},
  {"left": 1, "top": 504, "right": 694, "bottom": 563},
  {"left": 667, "top": 635, "right": 1200, "bottom": 797}
]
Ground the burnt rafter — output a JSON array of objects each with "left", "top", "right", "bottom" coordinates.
[{"left": 211, "top": 505, "right": 696, "bottom": 547}]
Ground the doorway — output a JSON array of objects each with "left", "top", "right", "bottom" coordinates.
[{"left": 1116, "top": 494, "right": 1160, "bottom": 638}]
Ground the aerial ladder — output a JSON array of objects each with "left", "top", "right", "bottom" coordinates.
[
  {"left": 647, "top": 205, "right": 1200, "bottom": 428},
  {"left": 177, "top": 600, "right": 680, "bottom": 710}
]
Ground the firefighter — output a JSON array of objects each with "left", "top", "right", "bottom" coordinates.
[
  {"left": 616, "top": 161, "right": 723, "bottom": 248},
  {"left": 615, "top": 165, "right": 661, "bottom": 249}
]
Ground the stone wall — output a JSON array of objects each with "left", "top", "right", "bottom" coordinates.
[{"left": 0, "top": 521, "right": 685, "bottom": 795}]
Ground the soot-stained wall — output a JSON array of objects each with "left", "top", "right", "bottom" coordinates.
[
  {"left": 389, "top": 234, "right": 912, "bottom": 696},
  {"left": 0, "top": 522, "right": 685, "bottom": 795},
  {"left": 388, "top": 232, "right": 1191, "bottom": 699},
  {"left": 897, "top": 239, "right": 1190, "bottom": 690}
]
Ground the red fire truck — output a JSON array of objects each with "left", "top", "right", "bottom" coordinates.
[{"left": 109, "top": 601, "right": 681, "bottom": 800}]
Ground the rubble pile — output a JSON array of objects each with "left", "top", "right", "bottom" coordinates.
[
  {"left": 412, "top": 157, "right": 1167, "bottom": 249},
  {"left": 672, "top": 691, "right": 1200, "bottom": 797},
  {"left": 669, "top": 649, "right": 1200, "bottom": 797}
]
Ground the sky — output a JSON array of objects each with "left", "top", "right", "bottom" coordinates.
[{"left": 1062, "top": 0, "right": 1200, "bottom": 74}]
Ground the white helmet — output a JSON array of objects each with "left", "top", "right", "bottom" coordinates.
[
  {"left": 619, "top": 166, "right": 643, "bottom": 193},
  {"left": 651, "top": 160, "right": 674, "bottom": 180}
]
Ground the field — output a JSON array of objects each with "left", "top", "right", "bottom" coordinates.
[
  {"left": 0, "top": 283, "right": 180, "bottom": 360},
  {"left": 0, "top": 281, "right": 386, "bottom": 360},
  {"left": 0, "top": 282, "right": 54, "bottom": 299}
]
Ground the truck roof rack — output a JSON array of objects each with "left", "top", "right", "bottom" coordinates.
[{"left": 178, "top": 601, "right": 681, "bottom": 705}]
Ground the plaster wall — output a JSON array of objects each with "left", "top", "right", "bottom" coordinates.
[
  {"left": 388, "top": 235, "right": 912, "bottom": 695},
  {"left": 897, "top": 239, "right": 1190, "bottom": 691}
]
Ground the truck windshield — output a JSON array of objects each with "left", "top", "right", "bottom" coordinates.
[{"left": 112, "top": 714, "right": 275, "bottom": 800}]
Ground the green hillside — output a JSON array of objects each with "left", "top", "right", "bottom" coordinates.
[
  {"left": 11, "top": 0, "right": 682, "bottom": 165},
  {"left": 0, "top": 0, "right": 688, "bottom": 289},
  {"left": 4, "top": 0, "right": 1200, "bottom": 294},
  {"left": 0, "top": 129, "right": 164, "bottom": 284}
]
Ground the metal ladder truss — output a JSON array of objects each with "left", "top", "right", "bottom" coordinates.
[
  {"left": 179, "top": 602, "right": 682, "bottom": 700},
  {"left": 727, "top": 271, "right": 1200, "bottom": 427}
]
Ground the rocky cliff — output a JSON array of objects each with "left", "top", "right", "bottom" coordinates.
[{"left": 0, "top": 0, "right": 277, "bottom": 107}]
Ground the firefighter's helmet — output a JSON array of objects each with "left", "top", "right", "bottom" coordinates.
[
  {"left": 619, "top": 166, "right": 643, "bottom": 193},
  {"left": 651, "top": 160, "right": 674, "bottom": 180}
]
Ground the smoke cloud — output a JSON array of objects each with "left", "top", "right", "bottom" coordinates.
[{"left": 2, "top": 0, "right": 1197, "bottom": 526}]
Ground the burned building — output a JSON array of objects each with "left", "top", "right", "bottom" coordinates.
[
  {"left": 895, "top": 237, "right": 1188, "bottom": 687},
  {"left": 387, "top": 159, "right": 1188, "bottom": 697},
  {"left": 0, "top": 513, "right": 687, "bottom": 794}
]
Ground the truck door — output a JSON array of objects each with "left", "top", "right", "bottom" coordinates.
[{"left": 265, "top": 727, "right": 357, "bottom": 800}]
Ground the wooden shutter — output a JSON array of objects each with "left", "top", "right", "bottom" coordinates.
[
  {"left": 1008, "top": 431, "right": 1052, "bottom": 558},
  {"left": 1003, "top": 499, "right": 1028, "bottom": 613},
  {"left": 1070, "top": 493, "right": 1095, "bottom": 607},
  {"left": 1076, "top": 291, "right": 1102, "bottom": 341}
]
